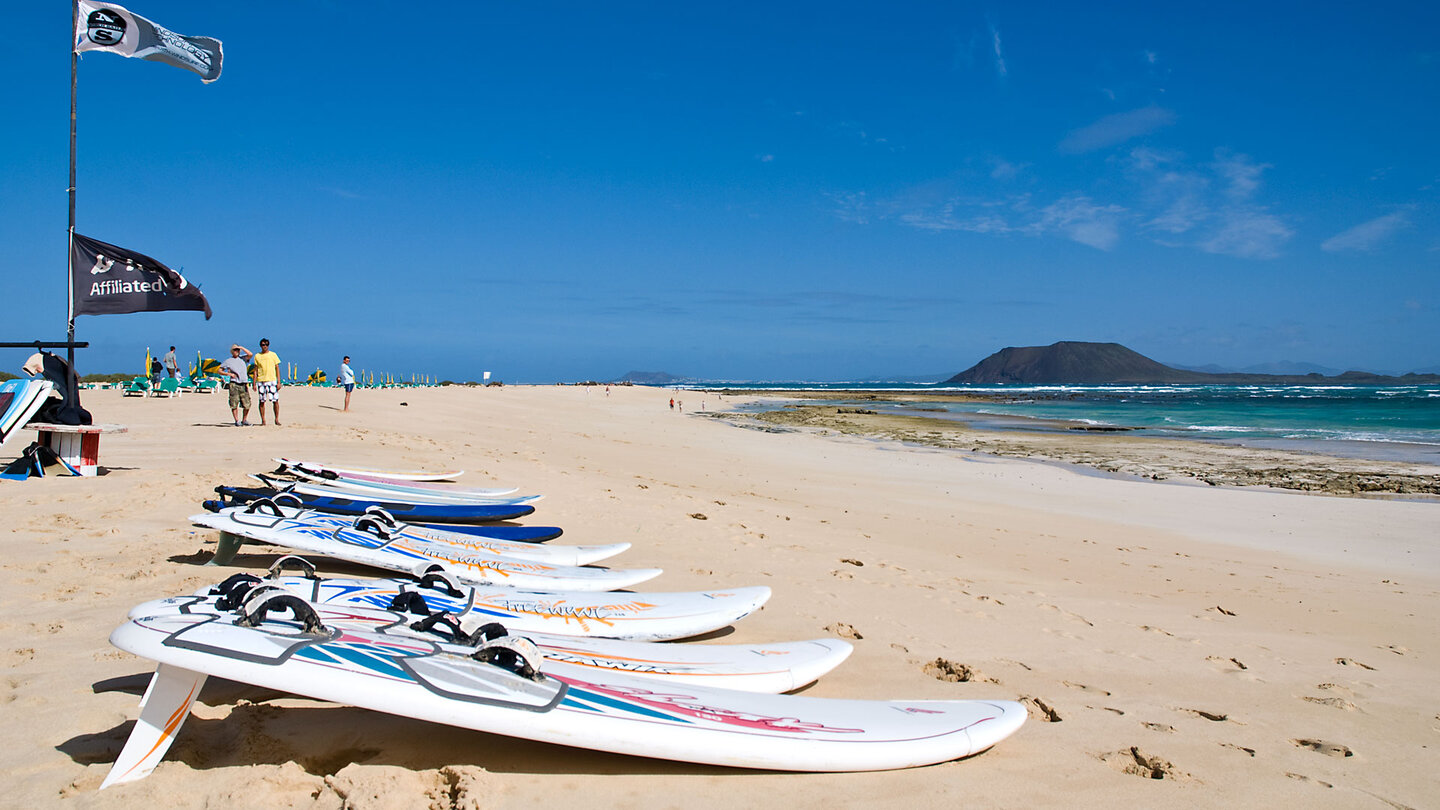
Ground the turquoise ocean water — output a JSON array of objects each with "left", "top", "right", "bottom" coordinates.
[{"left": 683, "top": 382, "right": 1440, "bottom": 465}]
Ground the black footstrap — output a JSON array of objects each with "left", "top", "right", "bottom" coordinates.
[{"left": 234, "top": 592, "right": 326, "bottom": 634}]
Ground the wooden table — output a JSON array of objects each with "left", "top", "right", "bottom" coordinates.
[{"left": 25, "top": 423, "right": 128, "bottom": 476}]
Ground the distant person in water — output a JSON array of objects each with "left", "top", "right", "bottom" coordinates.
[
  {"left": 220, "top": 344, "right": 253, "bottom": 426},
  {"left": 339, "top": 355, "right": 355, "bottom": 412},
  {"left": 252, "top": 338, "right": 282, "bottom": 426}
]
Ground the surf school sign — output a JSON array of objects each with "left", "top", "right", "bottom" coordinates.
[{"left": 71, "top": 232, "right": 212, "bottom": 319}]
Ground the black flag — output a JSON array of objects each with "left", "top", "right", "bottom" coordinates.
[{"left": 71, "top": 232, "right": 212, "bottom": 320}]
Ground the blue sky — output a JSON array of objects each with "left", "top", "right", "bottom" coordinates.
[{"left": 3, "top": 2, "right": 1437, "bottom": 381}]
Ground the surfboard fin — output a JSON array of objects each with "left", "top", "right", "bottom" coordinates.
[
  {"left": 207, "top": 531, "right": 244, "bottom": 566},
  {"left": 100, "top": 664, "right": 208, "bottom": 789}
]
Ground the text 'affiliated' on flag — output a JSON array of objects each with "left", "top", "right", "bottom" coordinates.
[
  {"left": 74, "top": 1, "right": 223, "bottom": 83},
  {"left": 72, "top": 233, "right": 212, "bottom": 320}
]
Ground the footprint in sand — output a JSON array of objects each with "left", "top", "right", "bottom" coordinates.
[
  {"left": 824, "top": 622, "right": 863, "bottom": 640},
  {"left": 1334, "top": 657, "right": 1376, "bottom": 670},
  {"left": 1099, "top": 747, "right": 1190, "bottom": 781},
  {"left": 1285, "top": 772, "right": 1334, "bottom": 788},
  {"left": 1142, "top": 722, "right": 1175, "bottom": 733},
  {"left": 1176, "top": 707, "right": 1231, "bottom": 722},
  {"left": 1303, "top": 696, "right": 1359, "bottom": 711},
  {"left": 1062, "top": 680, "right": 1111, "bottom": 696},
  {"left": 1316, "top": 682, "right": 1357, "bottom": 698},
  {"left": 1221, "top": 743, "right": 1255, "bottom": 757},
  {"left": 923, "top": 659, "right": 998, "bottom": 684},
  {"left": 1291, "top": 738, "right": 1353, "bottom": 758},
  {"left": 1039, "top": 604, "right": 1093, "bottom": 626},
  {"left": 1205, "top": 655, "right": 1252, "bottom": 675},
  {"left": 1019, "top": 696, "right": 1062, "bottom": 722}
]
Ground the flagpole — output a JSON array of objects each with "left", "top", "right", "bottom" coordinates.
[{"left": 67, "top": 0, "right": 79, "bottom": 369}]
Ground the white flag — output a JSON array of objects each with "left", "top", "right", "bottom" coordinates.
[{"left": 74, "top": 1, "right": 223, "bottom": 83}]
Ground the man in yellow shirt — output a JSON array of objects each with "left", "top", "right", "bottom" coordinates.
[{"left": 251, "top": 337, "right": 283, "bottom": 426}]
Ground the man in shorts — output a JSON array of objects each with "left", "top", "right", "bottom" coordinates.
[
  {"left": 219, "top": 344, "right": 253, "bottom": 426},
  {"left": 251, "top": 338, "right": 283, "bottom": 426},
  {"left": 338, "top": 355, "right": 355, "bottom": 412}
]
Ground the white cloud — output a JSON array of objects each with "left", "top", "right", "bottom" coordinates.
[
  {"left": 828, "top": 191, "right": 870, "bottom": 225},
  {"left": 987, "top": 156, "right": 1026, "bottom": 181},
  {"left": 846, "top": 144, "right": 1298, "bottom": 259},
  {"left": 1212, "top": 151, "right": 1270, "bottom": 201},
  {"left": 1059, "top": 106, "right": 1177, "bottom": 154},
  {"left": 890, "top": 193, "right": 1123, "bottom": 250},
  {"left": 1027, "top": 196, "right": 1125, "bottom": 250},
  {"left": 1320, "top": 210, "right": 1413, "bottom": 252},
  {"left": 1201, "top": 210, "right": 1293, "bottom": 259},
  {"left": 990, "top": 24, "right": 1007, "bottom": 77}
]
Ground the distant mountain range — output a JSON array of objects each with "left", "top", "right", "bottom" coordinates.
[
  {"left": 1171, "top": 360, "right": 1348, "bottom": 376},
  {"left": 945, "top": 342, "right": 1440, "bottom": 385}
]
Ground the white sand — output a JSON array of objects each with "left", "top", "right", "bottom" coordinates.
[{"left": 2, "top": 384, "right": 1435, "bottom": 808}]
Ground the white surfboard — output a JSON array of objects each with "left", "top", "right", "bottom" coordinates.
[
  {"left": 189, "top": 503, "right": 661, "bottom": 592},
  {"left": 171, "top": 564, "right": 771, "bottom": 641},
  {"left": 284, "top": 463, "right": 536, "bottom": 504},
  {"left": 274, "top": 457, "right": 468, "bottom": 483},
  {"left": 255, "top": 473, "right": 541, "bottom": 506},
  {"left": 105, "top": 606, "right": 1025, "bottom": 786},
  {"left": 129, "top": 588, "right": 850, "bottom": 693}
]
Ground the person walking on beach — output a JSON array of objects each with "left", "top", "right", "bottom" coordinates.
[
  {"left": 338, "top": 355, "right": 355, "bottom": 412},
  {"left": 149, "top": 356, "right": 163, "bottom": 387},
  {"left": 252, "top": 338, "right": 283, "bottom": 426},
  {"left": 669, "top": 397, "right": 674, "bottom": 410},
  {"left": 219, "top": 344, "right": 253, "bottom": 426},
  {"left": 163, "top": 346, "right": 179, "bottom": 380}
]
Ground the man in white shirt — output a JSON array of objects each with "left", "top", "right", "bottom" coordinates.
[
  {"left": 219, "top": 344, "right": 252, "bottom": 426},
  {"left": 339, "top": 355, "right": 356, "bottom": 412}
]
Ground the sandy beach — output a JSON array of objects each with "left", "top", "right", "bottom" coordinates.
[{"left": 3, "top": 383, "right": 1436, "bottom": 808}]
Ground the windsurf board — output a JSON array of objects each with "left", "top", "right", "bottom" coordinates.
[
  {"left": 130, "top": 586, "right": 849, "bottom": 693},
  {"left": 274, "top": 457, "right": 468, "bottom": 483},
  {"left": 104, "top": 605, "right": 1024, "bottom": 786},
  {"left": 190, "top": 502, "right": 661, "bottom": 591},
  {"left": 217, "top": 482, "right": 538, "bottom": 524}
]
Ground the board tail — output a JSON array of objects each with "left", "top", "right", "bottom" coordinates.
[{"left": 100, "top": 664, "right": 208, "bottom": 789}]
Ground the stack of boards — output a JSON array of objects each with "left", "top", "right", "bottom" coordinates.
[
  {"left": 0, "top": 378, "right": 54, "bottom": 450},
  {"left": 103, "top": 458, "right": 1025, "bottom": 789}
]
